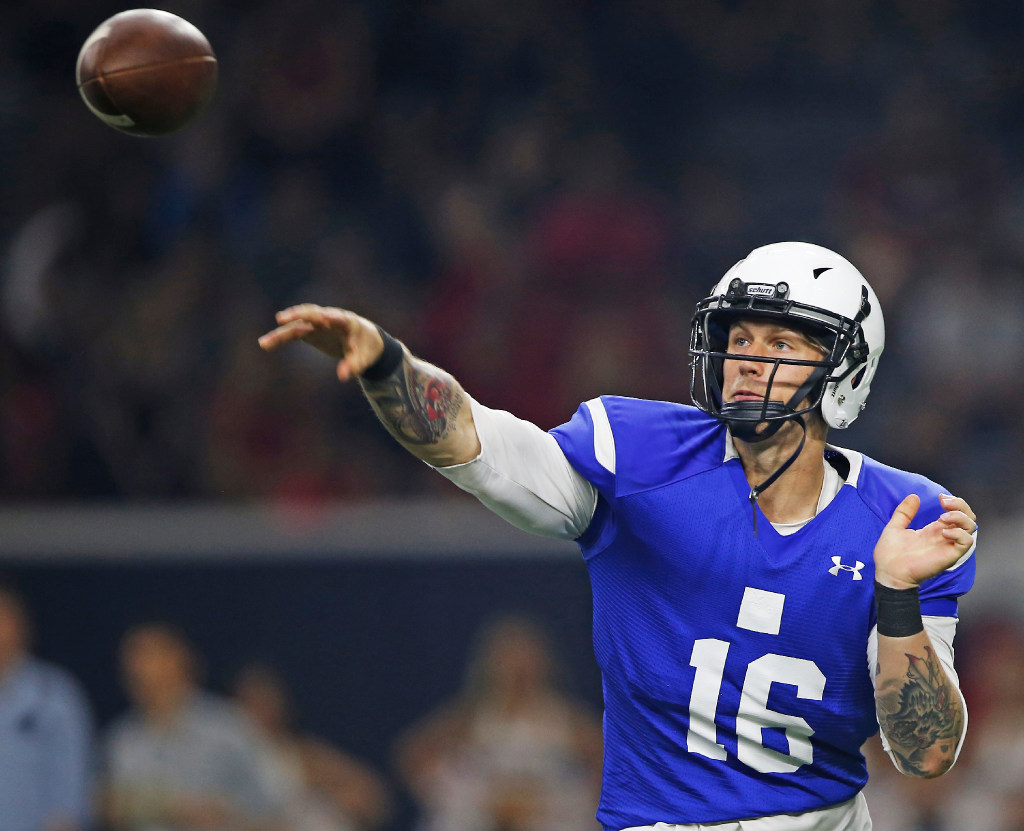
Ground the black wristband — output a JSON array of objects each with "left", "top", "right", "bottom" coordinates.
[
  {"left": 360, "top": 326, "right": 405, "bottom": 381},
  {"left": 874, "top": 581, "right": 924, "bottom": 638}
]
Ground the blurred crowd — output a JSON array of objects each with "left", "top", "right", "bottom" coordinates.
[
  {"left": 0, "top": 580, "right": 605, "bottom": 831},
  {"left": 7, "top": 575, "right": 1024, "bottom": 831},
  {"left": 1, "top": 0, "right": 1022, "bottom": 511}
]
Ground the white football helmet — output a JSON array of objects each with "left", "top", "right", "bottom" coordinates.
[{"left": 689, "top": 241, "right": 885, "bottom": 436}]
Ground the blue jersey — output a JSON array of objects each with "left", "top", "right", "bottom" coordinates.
[{"left": 549, "top": 396, "right": 975, "bottom": 829}]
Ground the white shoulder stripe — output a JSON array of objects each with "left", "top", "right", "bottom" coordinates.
[
  {"left": 824, "top": 443, "right": 864, "bottom": 487},
  {"left": 584, "top": 397, "right": 616, "bottom": 474}
]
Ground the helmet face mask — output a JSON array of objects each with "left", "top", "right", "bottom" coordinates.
[{"left": 689, "top": 242, "right": 885, "bottom": 436}]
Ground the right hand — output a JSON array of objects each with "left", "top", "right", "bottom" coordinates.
[{"left": 258, "top": 304, "right": 386, "bottom": 381}]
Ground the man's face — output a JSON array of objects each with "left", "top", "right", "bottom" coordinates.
[
  {"left": 0, "top": 595, "right": 27, "bottom": 673},
  {"left": 120, "top": 627, "right": 194, "bottom": 705},
  {"left": 721, "top": 319, "right": 827, "bottom": 409}
]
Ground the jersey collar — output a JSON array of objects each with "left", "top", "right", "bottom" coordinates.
[{"left": 724, "top": 430, "right": 863, "bottom": 487}]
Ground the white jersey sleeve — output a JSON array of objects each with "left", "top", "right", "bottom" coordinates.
[
  {"left": 431, "top": 396, "right": 598, "bottom": 540},
  {"left": 867, "top": 615, "right": 967, "bottom": 769}
]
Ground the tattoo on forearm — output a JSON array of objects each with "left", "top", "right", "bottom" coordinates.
[
  {"left": 361, "top": 357, "right": 463, "bottom": 445},
  {"left": 875, "top": 646, "right": 963, "bottom": 775}
]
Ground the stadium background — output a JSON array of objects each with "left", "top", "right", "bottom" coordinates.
[{"left": 3, "top": 0, "right": 1024, "bottom": 828}]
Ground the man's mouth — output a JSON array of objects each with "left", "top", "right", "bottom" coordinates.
[{"left": 730, "top": 390, "right": 765, "bottom": 401}]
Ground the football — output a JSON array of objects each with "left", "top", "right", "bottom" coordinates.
[{"left": 76, "top": 9, "right": 217, "bottom": 137}]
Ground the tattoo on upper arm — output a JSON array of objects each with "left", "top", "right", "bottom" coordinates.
[
  {"left": 876, "top": 645, "right": 963, "bottom": 776},
  {"left": 361, "top": 357, "right": 463, "bottom": 445}
]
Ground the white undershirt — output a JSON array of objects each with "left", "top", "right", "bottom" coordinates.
[
  {"left": 753, "top": 454, "right": 844, "bottom": 536},
  {"left": 432, "top": 396, "right": 967, "bottom": 829}
]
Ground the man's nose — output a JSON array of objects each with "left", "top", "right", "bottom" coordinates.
[
  {"left": 737, "top": 347, "right": 770, "bottom": 373},
  {"left": 738, "top": 358, "right": 762, "bottom": 376}
]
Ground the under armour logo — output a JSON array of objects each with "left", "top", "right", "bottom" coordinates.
[{"left": 828, "top": 556, "right": 864, "bottom": 580}]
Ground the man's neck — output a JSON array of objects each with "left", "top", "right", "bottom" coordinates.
[
  {"left": 734, "top": 422, "right": 828, "bottom": 524},
  {"left": 141, "top": 685, "right": 195, "bottom": 725}
]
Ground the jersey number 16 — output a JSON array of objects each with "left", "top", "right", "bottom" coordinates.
[{"left": 686, "top": 589, "right": 827, "bottom": 774}]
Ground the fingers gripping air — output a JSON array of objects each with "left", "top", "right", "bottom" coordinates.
[{"left": 257, "top": 304, "right": 386, "bottom": 380}]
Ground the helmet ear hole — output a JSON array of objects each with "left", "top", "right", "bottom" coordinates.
[{"left": 850, "top": 367, "right": 867, "bottom": 389}]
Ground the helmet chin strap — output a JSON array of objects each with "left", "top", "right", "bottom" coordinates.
[
  {"left": 742, "top": 415, "right": 807, "bottom": 536},
  {"left": 720, "top": 365, "right": 826, "bottom": 535}
]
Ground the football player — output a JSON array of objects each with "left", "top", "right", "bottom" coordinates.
[{"left": 259, "top": 241, "right": 976, "bottom": 830}]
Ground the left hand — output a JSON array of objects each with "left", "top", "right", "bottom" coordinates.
[{"left": 873, "top": 494, "right": 977, "bottom": 590}]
